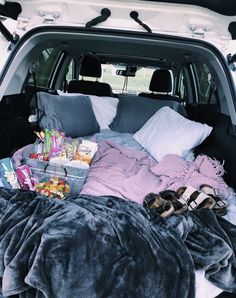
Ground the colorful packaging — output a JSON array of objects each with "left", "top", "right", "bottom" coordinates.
[
  {"left": 35, "top": 176, "right": 70, "bottom": 199},
  {"left": 49, "top": 130, "right": 65, "bottom": 158},
  {"left": 15, "top": 165, "right": 36, "bottom": 191},
  {"left": 73, "top": 140, "right": 98, "bottom": 165},
  {"left": 22, "top": 129, "right": 93, "bottom": 196},
  {"left": 0, "top": 158, "right": 20, "bottom": 189},
  {"left": 29, "top": 153, "right": 48, "bottom": 161},
  {"left": 43, "top": 129, "right": 52, "bottom": 154}
]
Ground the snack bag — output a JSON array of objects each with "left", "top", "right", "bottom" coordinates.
[
  {"left": 15, "top": 165, "right": 36, "bottom": 191},
  {"left": 49, "top": 130, "right": 65, "bottom": 159},
  {"left": 43, "top": 129, "right": 52, "bottom": 154},
  {"left": 0, "top": 158, "right": 20, "bottom": 189},
  {"left": 73, "top": 140, "right": 98, "bottom": 165}
]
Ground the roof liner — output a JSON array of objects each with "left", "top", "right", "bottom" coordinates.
[{"left": 141, "top": 0, "right": 236, "bottom": 16}]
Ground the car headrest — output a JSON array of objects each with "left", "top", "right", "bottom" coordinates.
[
  {"left": 79, "top": 54, "right": 102, "bottom": 78},
  {"left": 149, "top": 69, "right": 172, "bottom": 93}
]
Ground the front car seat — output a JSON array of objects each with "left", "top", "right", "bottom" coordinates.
[
  {"left": 139, "top": 69, "right": 181, "bottom": 103},
  {"left": 68, "top": 54, "right": 113, "bottom": 97}
]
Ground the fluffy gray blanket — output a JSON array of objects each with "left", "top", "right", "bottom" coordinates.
[{"left": 0, "top": 189, "right": 235, "bottom": 298}]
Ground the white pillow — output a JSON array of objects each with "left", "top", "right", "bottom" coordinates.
[
  {"left": 57, "top": 90, "right": 118, "bottom": 129},
  {"left": 133, "top": 107, "right": 213, "bottom": 162}
]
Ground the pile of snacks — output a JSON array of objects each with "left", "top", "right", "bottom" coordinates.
[
  {"left": 25, "top": 129, "right": 97, "bottom": 198},
  {"left": 35, "top": 177, "right": 70, "bottom": 199},
  {"left": 30, "top": 129, "right": 98, "bottom": 167},
  {"left": 1, "top": 129, "right": 95, "bottom": 199}
]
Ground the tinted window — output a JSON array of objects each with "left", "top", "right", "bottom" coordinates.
[
  {"left": 28, "top": 48, "right": 62, "bottom": 88},
  {"left": 194, "top": 62, "right": 217, "bottom": 104}
]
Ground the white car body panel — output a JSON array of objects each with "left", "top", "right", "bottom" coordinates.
[{"left": 0, "top": 0, "right": 236, "bottom": 83}]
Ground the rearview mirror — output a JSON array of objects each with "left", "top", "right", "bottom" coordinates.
[{"left": 116, "top": 66, "right": 137, "bottom": 77}]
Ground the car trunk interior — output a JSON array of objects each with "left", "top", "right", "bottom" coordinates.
[{"left": 1, "top": 26, "right": 236, "bottom": 189}]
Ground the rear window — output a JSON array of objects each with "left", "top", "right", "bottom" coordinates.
[{"left": 101, "top": 65, "right": 154, "bottom": 94}]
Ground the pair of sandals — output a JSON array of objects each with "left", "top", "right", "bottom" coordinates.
[
  {"left": 144, "top": 184, "right": 228, "bottom": 218},
  {"left": 177, "top": 184, "right": 228, "bottom": 216},
  {"left": 143, "top": 190, "right": 188, "bottom": 218}
]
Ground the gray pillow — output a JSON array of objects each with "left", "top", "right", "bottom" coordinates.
[
  {"left": 109, "top": 95, "right": 184, "bottom": 133},
  {"left": 37, "top": 92, "right": 99, "bottom": 137}
]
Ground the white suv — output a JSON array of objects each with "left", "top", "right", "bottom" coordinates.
[
  {"left": 0, "top": 1, "right": 236, "bottom": 297},
  {"left": 1, "top": 0, "right": 236, "bottom": 184}
]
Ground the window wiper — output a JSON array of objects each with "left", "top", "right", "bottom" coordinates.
[
  {"left": 130, "top": 11, "right": 152, "bottom": 33},
  {"left": 86, "top": 8, "right": 111, "bottom": 28}
]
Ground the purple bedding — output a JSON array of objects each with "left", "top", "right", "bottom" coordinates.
[
  {"left": 81, "top": 140, "right": 230, "bottom": 204},
  {"left": 81, "top": 140, "right": 164, "bottom": 204}
]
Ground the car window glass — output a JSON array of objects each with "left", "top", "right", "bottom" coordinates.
[
  {"left": 79, "top": 64, "right": 155, "bottom": 94},
  {"left": 194, "top": 62, "right": 217, "bottom": 104},
  {"left": 28, "top": 48, "right": 62, "bottom": 88},
  {"left": 177, "top": 70, "right": 186, "bottom": 100},
  {"left": 66, "top": 59, "right": 74, "bottom": 82},
  {"left": 103, "top": 65, "right": 154, "bottom": 93}
]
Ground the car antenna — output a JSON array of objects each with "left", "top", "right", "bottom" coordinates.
[
  {"left": 85, "top": 8, "right": 111, "bottom": 28},
  {"left": 130, "top": 11, "right": 152, "bottom": 33}
]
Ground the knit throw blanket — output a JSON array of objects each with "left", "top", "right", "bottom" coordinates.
[{"left": 151, "top": 154, "right": 231, "bottom": 197}]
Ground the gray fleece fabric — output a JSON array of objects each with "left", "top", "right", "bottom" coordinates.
[{"left": 0, "top": 188, "right": 235, "bottom": 298}]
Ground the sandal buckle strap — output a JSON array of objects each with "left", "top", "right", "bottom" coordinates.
[
  {"left": 201, "top": 185, "right": 219, "bottom": 197},
  {"left": 178, "top": 186, "right": 213, "bottom": 210},
  {"left": 178, "top": 186, "right": 197, "bottom": 205},
  {"left": 188, "top": 192, "right": 210, "bottom": 210}
]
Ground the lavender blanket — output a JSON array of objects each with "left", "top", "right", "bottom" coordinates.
[
  {"left": 81, "top": 141, "right": 230, "bottom": 204},
  {"left": 81, "top": 140, "right": 165, "bottom": 204}
]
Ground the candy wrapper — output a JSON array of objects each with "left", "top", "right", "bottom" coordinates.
[
  {"left": 0, "top": 158, "right": 20, "bottom": 189},
  {"left": 60, "top": 138, "right": 82, "bottom": 161},
  {"left": 43, "top": 129, "right": 65, "bottom": 158},
  {"left": 49, "top": 130, "right": 65, "bottom": 158},
  {"left": 15, "top": 165, "right": 36, "bottom": 191}
]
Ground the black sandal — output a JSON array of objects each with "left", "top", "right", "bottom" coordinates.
[
  {"left": 159, "top": 190, "right": 188, "bottom": 214},
  {"left": 144, "top": 192, "right": 175, "bottom": 218}
]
